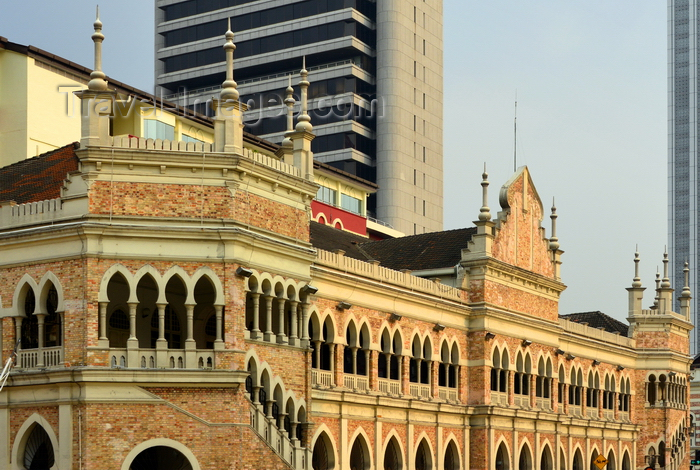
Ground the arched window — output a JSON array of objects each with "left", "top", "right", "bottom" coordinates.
[
  {"left": 514, "top": 352, "right": 531, "bottom": 406},
  {"left": 495, "top": 443, "right": 510, "bottom": 470},
  {"left": 129, "top": 445, "right": 193, "bottom": 470},
  {"left": 560, "top": 448, "right": 567, "bottom": 470},
  {"left": 439, "top": 342, "right": 459, "bottom": 390},
  {"left": 573, "top": 450, "right": 583, "bottom": 470},
  {"left": 647, "top": 375, "right": 657, "bottom": 405},
  {"left": 310, "top": 315, "right": 334, "bottom": 374},
  {"left": 344, "top": 322, "right": 370, "bottom": 377},
  {"left": 622, "top": 452, "right": 631, "bottom": 470},
  {"left": 44, "top": 285, "right": 61, "bottom": 347},
  {"left": 21, "top": 287, "right": 38, "bottom": 349},
  {"left": 312, "top": 433, "right": 335, "bottom": 470},
  {"left": 558, "top": 366, "right": 566, "bottom": 405},
  {"left": 607, "top": 450, "right": 616, "bottom": 470},
  {"left": 589, "top": 451, "right": 600, "bottom": 470},
  {"left": 415, "top": 439, "right": 432, "bottom": 470},
  {"left": 444, "top": 441, "right": 459, "bottom": 470},
  {"left": 349, "top": 435, "right": 371, "bottom": 470},
  {"left": 22, "top": 425, "right": 55, "bottom": 470},
  {"left": 379, "top": 330, "right": 402, "bottom": 390},
  {"left": 384, "top": 437, "right": 403, "bottom": 470},
  {"left": 519, "top": 445, "right": 532, "bottom": 470},
  {"left": 540, "top": 446, "right": 553, "bottom": 470}
]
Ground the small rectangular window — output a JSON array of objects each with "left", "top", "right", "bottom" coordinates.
[
  {"left": 341, "top": 194, "right": 362, "bottom": 214},
  {"left": 316, "top": 186, "right": 337, "bottom": 205}
]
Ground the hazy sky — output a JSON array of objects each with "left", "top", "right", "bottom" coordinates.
[{"left": 0, "top": 1, "right": 668, "bottom": 322}]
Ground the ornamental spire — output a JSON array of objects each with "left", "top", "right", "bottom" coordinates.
[
  {"left": 220, "top": 18, "right": 239, "bottom": 103},
  {"left": 280, "top": 75, "right": 295, "bottom": 151},
  {"left": 549, "top": 198, "right": 559, "bottom": 252},
  {"left": 88, "top": 5, "right": 108, "bottom": 91},
  {"left": 295, "top": 57, "right": 313, "bottom": 133},
  {"left": 682, "top": 260, "right": 691, "bottom": 298},
  {"left": 478, "top": 164, "right": 491, "bottom": 222},
  {"left": 661, "top": 248, "right": 671, "bottom": 289},
  {"left": 631, "top": 247, "right": 642, "bottom": 288}
]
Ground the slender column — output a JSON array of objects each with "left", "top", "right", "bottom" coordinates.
[
  {"left": 252, "top": 386, "right": 261, "bottom": 405},
  {"left": 127, "top": 302, "right": 138, "bottom": 346},
  {"left": 250, "top": 293, "right": 261, "bottom": 339},
  {"left": 156, "top": 304, "right": 166, "bottom": 343},
  {"left": 654, "top": 382, "right": 660, "bottom": 406},
  {"left": 98, "top": 302, "right": 108, "bottom": 342},
  {"left": 184, "top": 304, "right": 196, "bottom": 368},
  {"left": 290, "top": 421, "right": 299, "bottom": 444},
  {"left": 264, "top": 295, "right": 274, "bottom": 341},
  {"left": 351, "top": 347, "right": 358, "bottom": 375},
  {"left": 276, "top": 298, "right": 287, "bottom": 344},
  {"left": 266, "top": 400, "right": 274, "bottom": 419},
  {"left": 214, "top": 305, "right": 224, "bottom": 349},
  {"left": 14, "top": 317, "right": 23, "bottom": 348},
  {"left": 289, "top": 300, "right": 299, "bottom": 345},
  {"left": 279, "top": 412, "right": 288, "bottom": 433},
  {"left": 614, "top": 392, "right": 620, "bottom": 420},
  {"left": 185, "top": 304, "right": 195, "bottom": 345},
  {"left": 301, "top": 302, "right": 310, "bottom": 347},
  {"left": 313, "top": 340, "right": 321, "bottom": 370},
  {"left": 35, "top": 314, "right": 46, "bottom": 368},
  {"left": 401, "top": 355, "right": 409, "bottom": 395}
]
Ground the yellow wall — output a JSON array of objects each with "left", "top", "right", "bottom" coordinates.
[
  {"left": 0, "top": 50, "right": 29, "bottom": 166},
  {"left": 0, "top": 50, "right": 87, "bottom": 167}
]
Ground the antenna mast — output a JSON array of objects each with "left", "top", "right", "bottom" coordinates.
[{"left": 514, "top": 91, "right": 517, "bottom": 172}]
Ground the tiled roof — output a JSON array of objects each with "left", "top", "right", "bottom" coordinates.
[
  {"left": 0, "top": 143, "right": 79, "bottom": 204},
  {"left": 310, "top": 221, "right": 373, "bottom": 261},
  {"left": 310, "top": 221, "right": 476, "bottom": 271},
  {"left": 559, "top": 311, "right": 629, "bottom": 336},
  {"left": 358, "top": 227, "right": 476, "bottom": 271}
]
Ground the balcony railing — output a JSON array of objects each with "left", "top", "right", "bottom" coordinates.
[
  {"left": 16, "top": 347, "right": 64, "bottom": 369},
  {"left": 312, "top": 369, "right": 333, "bottom": 387},
  {"left": 603, "top": 409, "right": 614, "bottom": 420},
  {"left": 586, "top": 407, "right": 598, "bottom": 419},
  {"left": 378, "top": 378, "right": 401, "bottom": 396},
  {"left": 619, "top": 411, "right": 629, "bottom": 422},
  {"left": 570, "top": 405, "right": 582, "bottom": 417},
  {"left": 343, "top": 374, "right": 369, "bottom": 391},
  {"left": 409, "top": 383, "right": 431, "bottom": 399},
  {"left": 108, "top": 348, "right": 214, "bottom": 369},
  {"left": 491, "top": 391, "right": 508, "bottom": 406},
  {"left": 514, "top": 394, "right": 529, "bottom": 408},
  {"left": 438, "top": 387, "right": 458, "bottom": 403},
  {"left": 536, "top": 397, "right": 552, "bottom": 411}
]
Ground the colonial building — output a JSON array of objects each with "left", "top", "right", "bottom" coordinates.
[{"left": 0, "top": 14, "right": 693, "bottom": 470}]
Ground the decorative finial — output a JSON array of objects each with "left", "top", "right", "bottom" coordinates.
[
  {"left": 682, "top": 260, "right": 691, "bottom": 298},
  {"left": 87, "top": 5, "right": 108, "bottom": 91},
  {"left": 549, "top": 197, "right": 560, "bottom": 252},
  {"left": 295, "top": 57, "right": 313, "bottom": 133},
  {"left": 661, "top": 248, "right": 671, "bottom": 288},
  {"left": 631, "top": 246, "right": 642, "bottom": 288},
  {"left": 478, "top": 163, "right": 491, "bottom": 222},
  {"left": 281, "top": 75, "right": 295, "bottom": 150},
  {"left": 651, "top": 269, "right": 660, "bottom": 309},
  {"left": 220, "top": 18, "right": 239, "bottom": 102}
]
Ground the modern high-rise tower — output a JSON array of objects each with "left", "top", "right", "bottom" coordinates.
[
  {"left": 155, "top": 0, "right": 444, "bottom": 235},
  {"left": 669, "top": 0, "right": 698, "bottom": 353}
]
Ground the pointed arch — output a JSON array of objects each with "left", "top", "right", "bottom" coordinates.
[
  {"left": 495, "top": 439, "right": 511, "bottom": 470},
  {"left": 120, "top": 438, "right": 201, "bottom": 470},
  {"left": 539, "top": 442, "right": 553, "bottom": 470},
  {"left": 348, "top": 428, "right": 372, "bottom": 470},
  {"left": 518, "top": 439, "right": 533, "bottom": 470},
  {"left": 11, "top": 414, "right": 59, "bottom": 470},
  {"left": 443, "top": 435, "right": 461, "bottom": 470},
  {"left": 37, "top": 272, "right": 64, "bottom": 314},
  {"left": 161, "top": 265, "right": 193, "bottom": 304},
  {"left": 98, "top": 263, "right": 134, "bottom": 302},
  {"left": 191, "top": 267, "right": 225, "bottom": 305},
  {"left": 311, "top": 426, "right": 337, "bottom": 470},
  {"left": 414, "top": 435, "right": 434, "bottom": 470}
]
